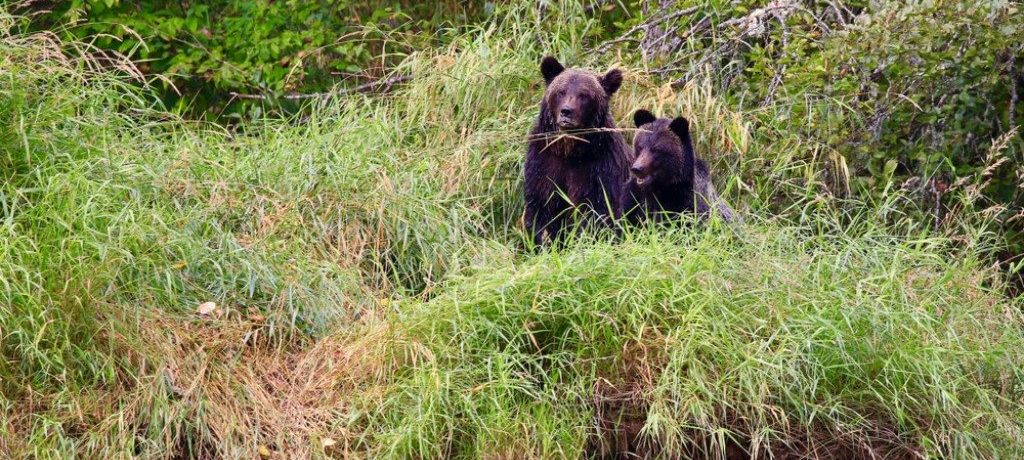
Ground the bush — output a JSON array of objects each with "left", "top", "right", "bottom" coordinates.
[
  {"left": 599, "top": 0, "right": 1023, "bottom": 286},
  {"left": 15, "top": 0, "right": 487, "bottom": 117}
]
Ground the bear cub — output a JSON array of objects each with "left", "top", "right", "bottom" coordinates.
[
  {"left": 523, "top": 56, "right": 633, "bottom": 246},
  {"left": 622, "top": 109, "right": 735, "bottom": 223}
]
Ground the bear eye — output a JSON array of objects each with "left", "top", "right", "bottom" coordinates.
[{"left": 557, "top": 89, "right": 567, "bottom": 97}]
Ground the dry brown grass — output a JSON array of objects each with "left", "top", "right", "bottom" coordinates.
[{"left": 11, "top": 306, "right": 430, "bottom": 459}]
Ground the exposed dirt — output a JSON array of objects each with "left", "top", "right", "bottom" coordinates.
[
  {"left": 586, "top": 368, "right": 921, "bottom": 460},
  {"left": 587, "top": 403, "right": 922, "bottom": 460}
]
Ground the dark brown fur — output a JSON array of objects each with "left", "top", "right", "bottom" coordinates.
[
  {"left": 523, "top": 57, "right": 633, "bottom": 246},
  {"left": 622, "top": 110, "right": 736, "bottom": 224}
]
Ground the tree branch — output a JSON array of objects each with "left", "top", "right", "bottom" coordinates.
[
  {"left": 667, "top": 0, "right": 800, "bottom": 87},
  {"left": 596, "top": 6, "right": 698, "bottom": 54}
]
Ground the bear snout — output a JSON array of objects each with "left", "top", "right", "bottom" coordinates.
[
  {"left": 631, "top": 154, "right": 652, "bottom": 174},
  {"left": 556, "top": 109, "right": 579, "bottom": 129},
  {"left": 630, "top": 153, "right": 655, "bottom": 185}
]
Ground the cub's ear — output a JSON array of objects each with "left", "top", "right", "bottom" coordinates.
[
  {"left": 601, "top": 68, "right": 623, "bottom": 95},
  {"left": 540, "top": 56, "right": 565, "bottom": 84},
  {"left": 669, "top": 116, "right": 691, "bottom": 143},
  {"left": 633, "top": 109, "right": 657, "bottom": 128}
]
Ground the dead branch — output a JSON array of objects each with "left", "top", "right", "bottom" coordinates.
[
  {"left": 596, "top": 6, "right": 698, "bottom": 54},
  {"left": 663, "top": 15, "right": 712, "bottom": 55},
  {"left": 667, "top": 0, "right": 800, "bottom": 88},
  {"left": 640, "top": 0, "right": 677, "bottom": 59}
]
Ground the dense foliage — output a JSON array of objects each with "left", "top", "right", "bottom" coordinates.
[
  {"left": 601, "top": 0, "right": 1024, "bottom": 287},
  {"left": 16, "top": 0, "right": 487, "bottom": 117}
]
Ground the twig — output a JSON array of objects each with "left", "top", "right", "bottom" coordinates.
[
  {"left": 717, "top": 0, "right": 798, "bottom": 30},
  {"left": 228, "top": 92, "right": 269, "bottom": 101},
  {"left": 664, "top": 16, "right": 712, "bottom": 55},
  {"left": 643, "top": 16, "right": 714, "bottom": 76},
  {"left": 640, "top": 0, "right": 677, "bottom": 60},
  {"left": 229, "top": 74, "right": 413, "bottom": 102},
  {"left": 827, "top": 0, "right": 855, "bottom": 25},
  {"left": 669, "top": 42, "right": 730, "bottom": 88}
]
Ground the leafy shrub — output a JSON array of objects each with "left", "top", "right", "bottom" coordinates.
[
  {"left": 16, "top": 0, "right": 487, "bottom": 117},
  {"left": 600, "top": 0, "right": 1023, "bottom": 285}
]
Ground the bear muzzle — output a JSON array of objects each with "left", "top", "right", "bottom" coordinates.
[
  {"left": 630, "top": 156, "right": 654, "bottom": 186},
  {"left": 556, "top": 107, "right": 580, "bottom": 130}
]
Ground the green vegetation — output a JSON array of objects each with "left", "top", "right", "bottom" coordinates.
[
  {"left": 15, "top": 0, "right": 488, "bottom": 117},
  {"left": 2, "top": 1, "right": 1024, "bottom": 459}
]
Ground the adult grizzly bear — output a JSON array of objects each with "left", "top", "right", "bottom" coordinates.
[
  {"left": 523, "top": 56, "right": 632, "bottom": 246},
  {"left": 622, "top": 109, "right": 736, "bottom": 223}
]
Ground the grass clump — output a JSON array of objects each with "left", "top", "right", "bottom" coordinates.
[{"left": 348, "top": 223, "right": 1024, "bottom": 458}]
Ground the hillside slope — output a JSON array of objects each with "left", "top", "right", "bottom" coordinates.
[{"left": 2, "top": 6, "right": 1024, "bottom": 459}]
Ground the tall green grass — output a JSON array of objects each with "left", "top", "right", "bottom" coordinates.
[
  {"left": 2, "top": 4, "right": 1023, "bottom": 459},
  {"left": 350, "top": 223, "right": 1024, "bottom": 458}
]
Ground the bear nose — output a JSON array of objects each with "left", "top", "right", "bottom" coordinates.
[
  {"left": 559, "top": 107, "right": 573, "bottom": 118},
  {"left": 630, "top": 165, "right": 645, "bottom": 175}
]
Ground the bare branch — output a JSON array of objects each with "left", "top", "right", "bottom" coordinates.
[
  {"left": 227, "top": 91, "right": 269, "bottom": 101},
  {"left": 596, "top": 6, "right": 698, "bottom": 54},
  {"left": 668, "top": 0, "right": 800, "bottom": 87}
]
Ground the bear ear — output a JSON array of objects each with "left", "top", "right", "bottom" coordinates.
[
  {"left": 601, "top": 68, "right": 623, "bottom": 95},
  {"left": 669, "top": 116, "right": 691, "bottom": 143},
  {"left": 540, "top": 56, "right": 565, "bottom": 84},
  {"left": 633, "top": 109, "right": 656, "bottom": 128}
]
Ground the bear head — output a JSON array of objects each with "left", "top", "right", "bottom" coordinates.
[
  {"left": 540, "top": 56, "right": 622, "bottom": 132},
  {"left": 629, "top": 109, "right": 693, "bottom": 189}
]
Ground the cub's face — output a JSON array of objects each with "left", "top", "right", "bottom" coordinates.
[
  {"left": 539, "top": 56, "right": 622, "bottom": 131},
  {"left": 630, "top": 110, "right": 691, "bottom": 189}
]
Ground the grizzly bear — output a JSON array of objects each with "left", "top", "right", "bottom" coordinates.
[
  {"left": 523, "top": 56, "right": 633, "bottom": 246},
  {"left": 622, "top": 109, "right": 736, "bottom": 223}
]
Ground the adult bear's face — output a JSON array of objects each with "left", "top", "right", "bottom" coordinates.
[{"left": 539, "top": 56, "right": 622, "bottom": 131}]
